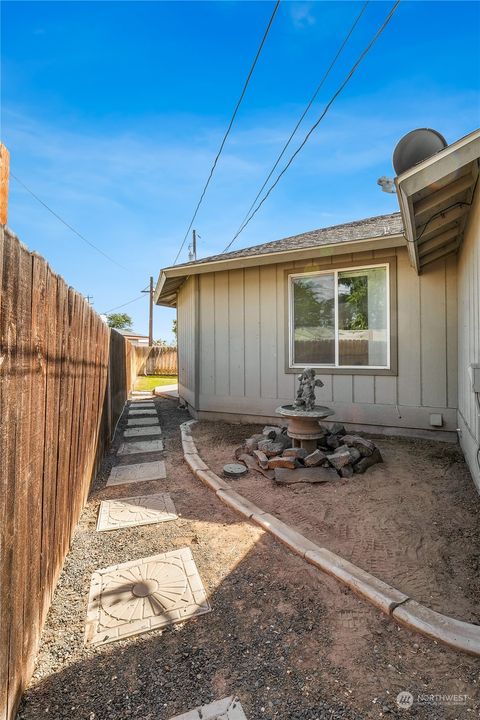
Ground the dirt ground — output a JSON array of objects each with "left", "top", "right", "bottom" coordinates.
[
  {"left": 193, "top": 421, "right": 480, "bottom": 624},
  {"left": 17, "top": 401, "right": 479, "bottom": 720}
]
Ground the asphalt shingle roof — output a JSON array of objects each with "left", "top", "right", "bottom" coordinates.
[{"left": 169, "top": 212, "right": 403, "bottom": 270}]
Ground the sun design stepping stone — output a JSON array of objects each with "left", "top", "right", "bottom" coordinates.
[
  {"left": 127, "top": 417, "right": 160, "bottom": 427},
  {"left": 84, "top": 548, "right": 210, "bottom": 646},
  {"left": 96, "top": 492, "right": 177, "bottom": 531},
  {"left": 106, "top": 460, "right": 166, "bottom": 486},
  {"left": 129, "top": 409, "right": 158, "bottom": 417},
  {"left": 124, "top": 426, "right": 162, "bottom": 438},
  {"left": 118, "top": 439, "right": 164, "bottom": 455},
  {"left": 168, "top": 696, "right": 247, "bottom": 720}
]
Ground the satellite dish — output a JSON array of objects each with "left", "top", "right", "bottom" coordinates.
[{"left": 393, "top": 128, "right": 447, "bottom": 176}]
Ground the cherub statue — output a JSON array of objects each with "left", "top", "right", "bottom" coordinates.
[{"left": 294, "top": 367, "right": 324, "bottom": 411}]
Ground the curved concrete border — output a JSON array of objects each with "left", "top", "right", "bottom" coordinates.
[{"left": 180, "top": 420, "right": 480, "bottom": 657}]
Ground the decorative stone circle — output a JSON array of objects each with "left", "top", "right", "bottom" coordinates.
[
  {"left": 85, "top": 548, "right": 210, "bottom": 646},
  {"left": 223, "top": 463, "right": 248, "bottom": 479},
  {"left": 168, "top": 695, "right": 247, "bottom": 720},
  {"left": 96, "top": 493, "right": 177, "bottom": 532}
]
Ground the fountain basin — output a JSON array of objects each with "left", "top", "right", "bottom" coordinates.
[{"left": 276, "top": 404, "right": 334, "bottom": 453}]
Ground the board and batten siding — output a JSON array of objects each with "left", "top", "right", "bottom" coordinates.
[
  {"left": 177, "top": 275, "right": 197, "bottom": 407},
  {"left": 178, "top": 246, "right": 459, "bottom": 434},
  {"left": 457, "top": 189, "right": 480, "bottom": 491}
]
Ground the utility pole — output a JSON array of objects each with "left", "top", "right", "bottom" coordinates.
[
  {"left": 192, "top": 229, "right": 197, "bottom": 260},
  {"left": 148, "top": 276, "right": 154, "bottom": 346},
  {"left": 142, "top": 277, "right": 154, "bottom": 346},
  {"left": 0, "top": 143, "right": 10, "bottom": 226},
  {"left": 188, "top": 229, "right": 197, "bottom": 262}
]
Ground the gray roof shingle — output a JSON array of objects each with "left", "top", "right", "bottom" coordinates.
[{"left": 168, "top": 212, "right": 403, "bottom": 270}]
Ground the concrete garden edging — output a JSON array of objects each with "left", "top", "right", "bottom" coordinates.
[{"left": 180, "top": 420, "right": 480, "bottom": 657}]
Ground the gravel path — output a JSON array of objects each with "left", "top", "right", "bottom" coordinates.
[{"left": 17, "top": 400, "right": 479, "bottom": 719}]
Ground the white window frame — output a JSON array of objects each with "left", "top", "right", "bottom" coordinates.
[{"left": 288, "top": 263, "right": 391, "bottom": 370}]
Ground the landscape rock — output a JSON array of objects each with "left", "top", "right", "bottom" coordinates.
[
  {"left": 326, "top": 448, "right": 351, "bottom": 470},
  {"left": 282, "top": 447, "right": 309, "bottom": 460},
  {"left": 245, "top": 437, "right": 259, "bottom": 453},
  {"left": 237, "top": 452, "right": 275, "bottom": 480},
  {"left": 268, "top": 457, "right": 299, "bottom": 470},
  {"left": 353, "top": 448, "right": 383, "bottom": 473},
  {"left": 276, "top": 432, "right": 292, "bottom": 449},
  {"left": 326, "top": 422, "right": 346, "bottom": 436},
  {"left": 325, "top": 435, "right": 340, "bottom": 450},
  {"left": 253, "top": 449, "right": 269, "bottom": 469},
  {"left": 341, "top": 435, "right": 376, "bottom": 457},
  {"left": 274, "top": 466, "right": 339, "bottom": 485},
  {"left": 344, "top": 446, "right": 362, "bottom": 464},
  {"left": 304, "top": 449, "right": 327, "bottom": 467},
  {"left": 234, "top": 446, "right": 244, "bottom": 460},
  {"left": 262, "top": 425, "right": 280, "bottom": 439},
  {"left": 340, "top": 464, "right": 354, "bottom": 478},
  {"left": 257, "top": 440, "right": 285, "bottom": 457}
]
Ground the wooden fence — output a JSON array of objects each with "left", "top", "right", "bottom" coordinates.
[
  {"left": 134, "top": 345, "right": 177, "bottom": 376},
  {"left": 0, "top": 227, "right": 140, "bottom": 720}
]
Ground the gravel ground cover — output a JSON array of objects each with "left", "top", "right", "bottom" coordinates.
[{"left": 17, "top": 401, "right": 479, "bottom": 719}]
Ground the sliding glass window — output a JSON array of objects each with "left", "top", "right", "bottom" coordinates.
[{"left": 289, "top": 264, "right": 389, "bottom": 369}]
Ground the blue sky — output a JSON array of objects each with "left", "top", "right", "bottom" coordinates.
[{"left": 2, "top": 1, "right": 479, "bottom": 342}]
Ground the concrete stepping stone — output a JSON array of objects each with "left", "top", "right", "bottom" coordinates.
[
  {"left": 127, "top": 417, "right": 160, "bottom": 427},
  {"left": 106, "top": 460, "right": 166, "bottom": 486},
  {"left": 118, "top": 439, "right": 164, "bottom": 455},
  {"left": 129, "top": 402, "right": 154, "bottom": 409},
  {"left": 84, "top": 547, "right": 210, "bottom": 646},
  {"left": 128, "top": 409, "right": 158, "bottom": 417},
  {"left": 169, "top": 696, "right": 247, "bottom": 720},
  {"left": 96, "top": 492, "right": 177, "bottom": 531},
  {"left": 124, "top": 426, "right": 162, "bottom": 438}
]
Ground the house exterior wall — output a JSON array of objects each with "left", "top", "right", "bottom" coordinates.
[
  {"left": 177, "top": 275, "right": 197, "bottom": 407},
  {"left": 457, "top": 188, "right": 480, "bottom": 491},
  {"left": 177, "top": 246, "right": 459, "bottom": 435}
]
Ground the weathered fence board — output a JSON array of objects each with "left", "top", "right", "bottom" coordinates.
[
  {"left": 0, "top": 227, "right": 139, "bottom": 720},
  {"left": 134, "top": 345, "right": 177, "bottom": 376}
]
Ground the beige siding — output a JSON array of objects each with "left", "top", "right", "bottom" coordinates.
[
  {"left": 457, "top": 189, "right": 480, "bottom": 490},
  {"left": 193, "top": 247, "right": 459, "bottom": 433},
  {"left": 177, "top": 275, "right": 196, "bottom": 406}
]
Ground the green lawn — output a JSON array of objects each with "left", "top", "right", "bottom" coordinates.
[{"left": 134, "top": 375, "right": 178, "bottom": 391}]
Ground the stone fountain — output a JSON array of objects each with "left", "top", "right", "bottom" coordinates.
[{"left": 276, "top": 368, "right": 334, "bottom": 454}]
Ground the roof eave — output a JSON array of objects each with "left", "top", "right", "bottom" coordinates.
[
  {"left": 155, "top": 232, "right": 406, "bottom": 307},
  {"left": 395, "top": 128, "right": 480, "bottom": 274}
]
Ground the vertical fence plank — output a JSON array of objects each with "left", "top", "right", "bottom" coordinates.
[
  {"left": 40, "top": 268, "right": 61, "bottom": 626},
  {"left": 7, "top": 241, "right": 32, "bottom": 716},
  {"left": 23, "top": 252, "right": 47, "bottom": 683},
  {"left": 0, "top": 229, "right": 20, "bottom": 720}
]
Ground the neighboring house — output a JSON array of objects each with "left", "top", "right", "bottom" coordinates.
[
  {"left": 155, "top": 128, "right": 480, "bottom": 490},
  {"left": 116, "top": 329, "right": 150, "bottom": 346}
]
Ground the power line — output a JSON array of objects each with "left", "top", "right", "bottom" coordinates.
[
  {"left": 102, "top": 295, "right": 146, "bottom": 315},
  {"left": 11, "top": 173, "right": 129, "bottom": 271},
  {"left": 172, "top": 0, "right": 281, "bottom": 265},
  {"left": 227, "top": 1, "right": 369, "bottom": 250},
  {"left": 223, "top": 0, "right": 400, "bottom": 254}
]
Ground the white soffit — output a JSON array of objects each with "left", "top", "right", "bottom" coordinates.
[{"left": 396, "top": 128, "right": 480, "bottom": 274}]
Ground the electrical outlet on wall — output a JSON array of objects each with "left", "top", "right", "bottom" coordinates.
[{"left": 469, "top": 364, "right": 480, "bottom": 393}]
